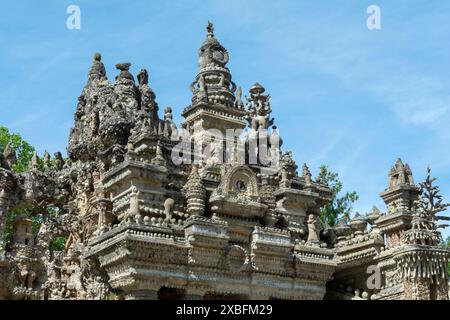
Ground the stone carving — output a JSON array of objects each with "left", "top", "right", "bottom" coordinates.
[
  {"left": 278, "top": 151, "right": 297, "bottom": 188},
  {"left": 137, "top": 68, "right": 159, "bottom": 123},
  {"left": 184, "top": 165, "right": 206, "bottom": 216},
  {"left": 164, "top": 198, "right": 174, "bottom": 221},
  {"left": 235, "top": 86, "right": 244, "bottom": 109},
  {"left": 302, "top": 163, "right": 313, "bottom": 186},
  {"left": 307, "top": 213, "right": 320, "bottom": 244},
  {"left": 0, "top": 23, "right": 448, "bottom": 301},
  {"left": 3, "top": 144, "right": 17, "bottom": 168},
  {"left": 29, "top": 153, "right": 40, "bottom": 171},
  {"left": 54, "top": 152, "right": 65, "bottom": 171},
  {"left": 88, "top": 52, "right": 107, "bottom": 82},
  {"left": 245, "top": 83, "right": 274, "bottom": 131}
]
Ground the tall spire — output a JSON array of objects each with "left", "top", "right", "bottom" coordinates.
[
  {"left": 206, "top": 20, "right": 214, "bottom": 38},
  {"left": 188, "top": 21, "right": 237, "bottom": 109},
  {"left": 182, "top": 23, "right": 246, "bottom": 156}
]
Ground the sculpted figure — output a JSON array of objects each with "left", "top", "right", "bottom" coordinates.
[
  {"left": 43, "top": 150, "right": 51, "bottom": 171},
  {"left": 278, "top": 151, "right": 297, "bottom": 188},
  {"left": 307, "top": 213, "right": 320, "bottom": 243},
  {"left": 30, "top": 153, "right": 40, "bottom": 171},
  {"left": 245, "top": 83, "right": 274, "bottom": 131},
  {"left": 54, "top": 152, "right": 65, "bottom": 171},
  {"left": 164, "top": 198, "right": 174, "bottom": 221},
  {"left": 197, "top": 75, "right": 207, "bottom": 102},
  {"left": 88, "top": 52, "right": 107, "bottom": 82},
  {"left": 235, "top": 86, "right": 244, "bottom": 109},
  {"left": 137, "top": 68, "right": 159, "bottom": 121},
  {"left": 3, "top": 143, "right": 17, "bottom": 168}
]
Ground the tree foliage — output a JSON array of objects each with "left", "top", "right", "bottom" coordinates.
[
  {"left": 317, "top": 165, "right": 359, "bottom": 227},
  {"left": 51, "top": 236, "right": 67, "bottom": 251},
  {"left": 0, "top": 126, "right": 35, "bottom": 173},
  {"left": 2, "top": 206, "right": 42, "bottom": 250},
  {"left": 0, "top": 125, "right": 59, "bottom": 173}
]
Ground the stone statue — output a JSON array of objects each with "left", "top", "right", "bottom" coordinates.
[
  {"left": 0, "top": 24, "right": 447, "bottom": 302},
  {"left": 164, "top": 198, "right": 174, "bottom": 221},
  {"left": 198, "top": 75, "right": 207, "bottom": 101},
  {"left": 29, "top": 153, "right": 40, "bottom": 171},
  {"left": 245, "top": 83, "right": 274, "bottom": 131},
  {"left": 54, "top": 152, "right": 65, "bottom": 171},
  {"left": 43, "top": 151, "right": 51, "bottom": 172},
  {"left": 127, "top": 185, "right": 140, "bottom": 223},
  {"left": 3, "top": 143, "right": 17, "bottom": 168},
  {"left": 307, "top": 213, "right": 320, "bottom": 244},
  {"left": 88, "top": 52, "right": 107, "bottom": 82},
  {"left": 137, "top": 68, "right": 159, "bottom": 122},
  {"left": 278, "top": 151, "right": 297, "bottom": 188},
  {"left": 235, "top": 86, "right": 244, "bottom": 109}
]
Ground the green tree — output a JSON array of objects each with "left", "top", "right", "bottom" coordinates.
[
  {"left": 51, "top": 236, "right": 67, "bottom": 251},
  {"left": 0, "top": 126, "right": 60, "bottom": 249},
  {"left": 317, "top": 165, "right": 359, "bottom": 227},
  {"left": 0, "top": 126, "right": 35, "bottom": 173}
]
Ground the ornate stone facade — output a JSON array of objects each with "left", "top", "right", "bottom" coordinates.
[{"left": 0, "top": 23, "right": 448, "bottom": 300}]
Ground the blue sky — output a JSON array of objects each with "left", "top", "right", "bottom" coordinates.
[{"left": 1, "top": 1, "right": 449, "bottom": 237}]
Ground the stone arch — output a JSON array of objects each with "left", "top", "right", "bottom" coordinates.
[{"left": 222, "top": 166, "right": 259, "bottom": 197}]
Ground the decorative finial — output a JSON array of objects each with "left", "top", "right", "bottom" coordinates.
[
  {"left": 93, "top": 52, "right": 101, "bottom": 62},
  {"left": 206, "top": 21, "right": 214, "bottom": 37},
  {"left": 88, "top": 52, "right": 107, "bottom": 82},
  {"left": 137, "top": 68, "right": 149, "bottom": 86},
  {"left": 115, "top": 62, "right": 131, "bottom": 71}
]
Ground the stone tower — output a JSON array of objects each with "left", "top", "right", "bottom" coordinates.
[
  {"left": 12, "top": 215, "right": 34, "bottom": 246},
  {"left": 182, "top": 22, "right": 246, "bottom": 165},
  {"left": 378, "top": 158, "right": 421, "bottom": 248}
]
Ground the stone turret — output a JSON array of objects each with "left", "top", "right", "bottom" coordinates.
[
  {"left": 377, "top": 158, "right": 421, "bottom": 248},
  {"left": 2, "top": 23, "right": 447, "bottom": 301},
  {"left": 182, "top": 22, "right": 246, "bottom": 160},
  {"left": 191, "top": 21, "right": 236, "bottom": 108},
  {"left": 12, "top": 214, "right": 34, "bottom": 246},
  {"left": 184, "top": 165, "right": 206, "bottom": 216}
]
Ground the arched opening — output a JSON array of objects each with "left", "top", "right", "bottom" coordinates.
[{"left": 430, "top": 277, "right": 439, "bottom": 300}]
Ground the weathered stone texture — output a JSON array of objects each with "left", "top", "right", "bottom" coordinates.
[{"left": 0, "top": 23, "right": 448, "bottom": 300}]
